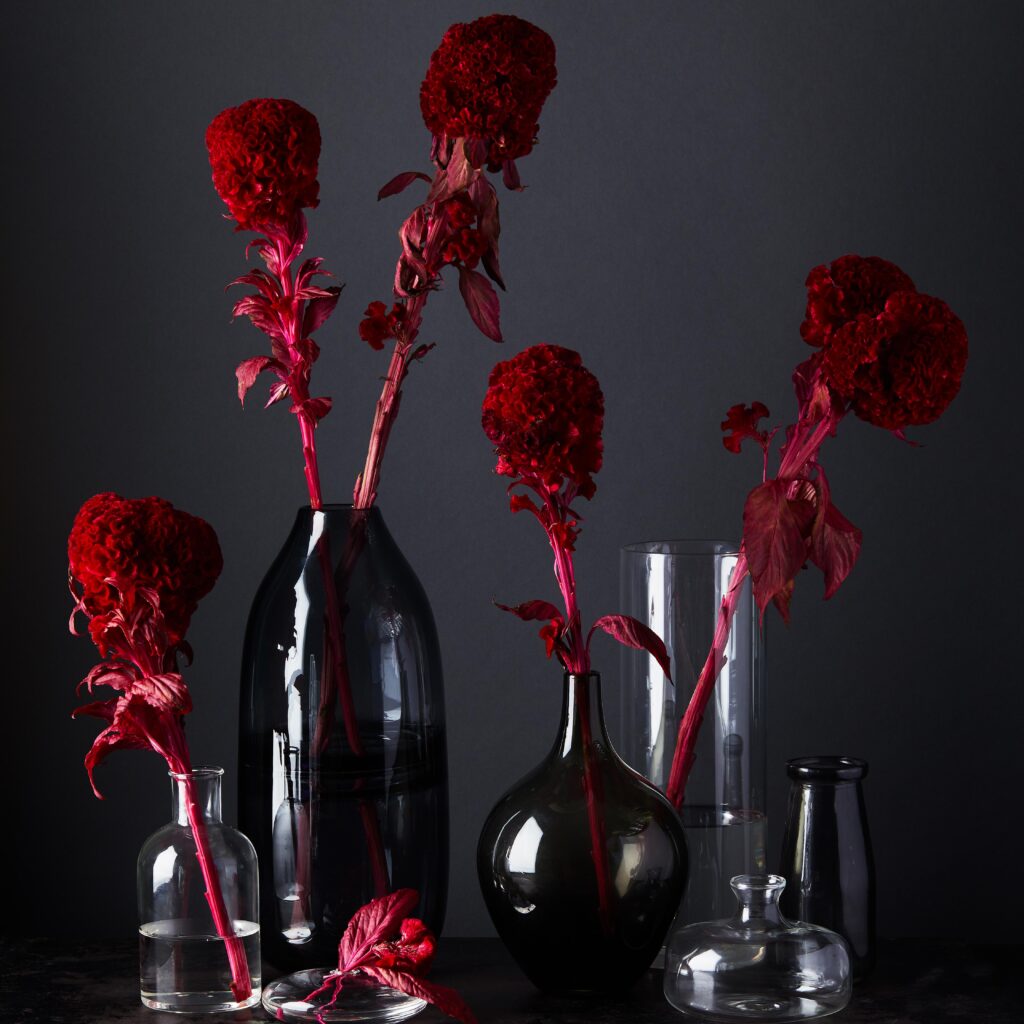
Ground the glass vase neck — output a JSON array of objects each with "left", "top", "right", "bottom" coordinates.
[
  {"left": 786, "top": 755, "right": 867, "bottom": 784},
  {"left": 556, "top": 672, "right": 610, "bottom": 758},
  {"left": 170, "top": 767, "right": 224, "bottom": 826},
  {"left": 730, "top": 874, "right": 787, "bottom": 927}
]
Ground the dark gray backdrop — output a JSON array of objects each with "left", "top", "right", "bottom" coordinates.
[{"left": 4, "top": 1, "right": 1020, "bottom": 940}]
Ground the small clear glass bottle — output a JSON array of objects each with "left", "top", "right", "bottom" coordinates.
[
  {"left": 663, "top": 874, "right": 851, "bottom": 1022},
  {"left": 137, "top": 766, "right": 261, "bottom": 1012}
]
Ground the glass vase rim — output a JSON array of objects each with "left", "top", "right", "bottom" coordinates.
[
  {"left": 168, "top": 765, "right": 224, "bottom": 781},
  {"left": 786, "top": 755, "right": 868, "bottom": 782},
  {"left": 731, "top": 873, "right": 787, "bottom": 894},
  {"left": 562, "top": 670, "right": 601, "bottom": 684},
  {"left": 622, "top": 538, "right": 740, "bottom": 557}
]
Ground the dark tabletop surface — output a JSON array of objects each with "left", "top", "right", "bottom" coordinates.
[{"left": 0, "top": 937, "right": 1017, "bottom": 1024}]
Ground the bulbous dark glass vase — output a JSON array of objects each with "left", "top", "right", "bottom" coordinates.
[
  {"left": 239, "top": 505, "right": 448, "bottom": 972},
  {"left": 478, "top": 671, "right": 687, "bottom": 993}
]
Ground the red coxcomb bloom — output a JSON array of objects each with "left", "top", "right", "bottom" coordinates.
[
  {"left": 482, "top": 344, "right": 604, "bottom": 499},
  {"left": 420, "top": 14, "right": 557, "bottom": 169},
  {"left": 822, "top": 290, "right": 968, "bottom": 429},
  {"left": 800, "top": 254, "right": 915, "bottom": 348},
  {"left": 206, "top": 97, "right": 321, "bottom": 230},
  {"left": 68, "top": 493, "right": 222, "bottom": 649}
]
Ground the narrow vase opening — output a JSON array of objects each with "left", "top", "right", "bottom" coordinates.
[{"left": 786, "top": 756, "right": 868, "bottom": 782}]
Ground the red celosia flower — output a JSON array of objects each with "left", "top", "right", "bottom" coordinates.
[
  {"left": 359, "top": 301, "right": 406, "bottom": 351},
  {"left": 482, "top": 344, "right": 603, "bottom": 499},
  {"left": 822, "top": 290, "right": 968, "bottom": 429},
  {"left": 800, "top": 254, "right": 915, "bottom": 348},
  {"left": 721, "top": 401, "right": 772, "bottom": 454},
  {"left": 419, "top": 14, "right": 557, "bottom": 169},
  {"left": 68, "top": 493, "right": 222, "bottom": 649},
  {"left": 206, "top": 97, "right": 320, "bottom": 230}
]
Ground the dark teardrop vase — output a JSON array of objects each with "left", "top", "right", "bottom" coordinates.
[
  {"left": 239, "top": 505, "right": 448, "bottom": 972},
  {"left": 478, "top": 672, "right": 687, "bottom": 993}
]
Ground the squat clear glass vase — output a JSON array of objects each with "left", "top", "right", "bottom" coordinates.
[
  {"left": 137, "top": 766, "right": 261, "bottom": 1012},
  {"left": 663, "top": 874, "right": 851, "bottom": 1022}
]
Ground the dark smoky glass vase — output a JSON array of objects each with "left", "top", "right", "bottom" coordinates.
[
  {"left": 477, "top": 672, "right": 687, "bottom": 993},
  {"left": 238, "top": 505, "right": 448, "bottom": 972},
  {"left": 778, "top": 756, "right": 875, "bottom": 980}
]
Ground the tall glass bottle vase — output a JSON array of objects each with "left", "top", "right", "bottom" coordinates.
[
  {"left": 619, "top": 541, "right": 766, "bottom": 924},
  {"left": 239, "top": 505, "right": 449, "bottom": 971},
  {"left": 137, "top": 767, "right": 261, "bottom": 1012},
  {"left": 478, "top": 672, "right": 687, "bottom": 993}
]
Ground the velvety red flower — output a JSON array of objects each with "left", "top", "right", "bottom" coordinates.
[
  {"left": 721, "top": 402, "right": 772, "bottom": 454},
  {"left": 822, "top": 290, "right": 968, "bottom": 429},
  {"left": 442, "top": 227, "right": 487, "bottom": 267},
  {"left": 359, "top": 301, "right": 406, "bottom": 350},
  {"left": 206, "top": 98, "right": 320, "bottom": 230},
  {"left": 482, "top": 344, "right": 604, "bottom": 499},
  {"left": 801, "top": 255, "right": 915, "bottom": 348},
  {"left": 68, "top": 493, "right": 222, "bottom": 648},
  {"left": 419, "top": 14, "right": 557, "bottom": 168}
]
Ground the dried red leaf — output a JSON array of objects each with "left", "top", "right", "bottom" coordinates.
[
  {"left": 378, "top": 170, "right": 432, "bottom": 201},
  {"left": 743, "top": 479, "right": 809, "bottom": 614},
  {"left": 362, "top": 967, "right": 477, "bottom": 1024},
  {"left": 808, "top": 469, "right": 862, "bottom": 599},
  {"left": 495, "top": 599, "right": 562, "bottom": 623},
  {"left": 457, "top": 266, "right": 502, "bottom": 342},
  {"left": 587, "top": 614, "right": 672, "bottom": 681},
  {"left": 235, "top": 356, "right": 282, "bottom": 405}
]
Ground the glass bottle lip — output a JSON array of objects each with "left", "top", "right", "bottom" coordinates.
[
  {"left": 786, "top": 756, "right": 868, "bottom": 782},
  {"left": 168, "top": 765, "right": 224, "bottom": 782},
  {"left": 563, "top": 671, "right": 601, "bottom": 684},
  {"left": 731, "top": 873, "right": 787, "bottom": 894},
  {"left": 622, "top": 539, "right": 740, "bottom": 557}
]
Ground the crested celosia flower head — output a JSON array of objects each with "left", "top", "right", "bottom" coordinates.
[
  {"left": 68, "top": 493, "right": 223, "bottom": 647},
  {"left": 482, "top": 344, "right": 603, "bottom": 499},
  {"left": 822, "top": 290, "right": 968, "bottom": 429},
  {"left": 801, "top": 254, "right": 915, "bottom": 348},
  {"left": 206, "top": 97, "right": 320, "bottom": 230},
  {"left": 419, "top": 14, "right": 557, "bottom": 168}
]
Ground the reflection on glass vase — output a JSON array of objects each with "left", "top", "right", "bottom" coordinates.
[
  {"left": 619, "top": 541, "right": 766, "bottom": 927},
  {"left": 239, "top": 505, "right": 449, "bottom": 971}
]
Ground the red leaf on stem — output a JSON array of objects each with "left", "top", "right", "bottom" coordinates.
[
  {"left": 587, "top": 614, "right": 672, "bottom": 681},
  {"left": 495, "top": 599, "right": 562, "bottom": 623},
  {"left": 378, "top": 171, "right": 432, "bottom": 201},
  {"left": 235, "top": 356, "right": 282, "bottom": 404},
  {"left": 302, "top": 284, "right": 344, "bottom": 336},
  {"left": 809, "top": 470, "right": 862, "bottom": 598},
  {"left": 362, "top": 967, "right": 477, "bottom": 1024},
  {"left": 457, "top": 266, "right": 502, "bottom": 342},
  {"left": 743, "top": 479, "right": 809, "bottom": 614},
  {"left": 337, "top": 889, "right": 420, "bottom": 972}
]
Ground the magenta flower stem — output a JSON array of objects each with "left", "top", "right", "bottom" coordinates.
[
  {"left": 180, "top": 772, "right": 253, "bottom": 1001},
  {"left": 542, "top": 492, "right": 613, "bottom": 934},
  {"left": 139, "top": 717, "right": 253, "bottom": 1002},
  {"left": 273, "top": 226, "right": 323, "bottom": 510},
  {"left": 664, "top": 396, "right": 846, "bottom": 809}
]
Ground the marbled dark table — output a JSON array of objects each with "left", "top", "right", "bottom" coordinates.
[{"left": 0, "top": 938, "right": 1016, "bottom": 1024}]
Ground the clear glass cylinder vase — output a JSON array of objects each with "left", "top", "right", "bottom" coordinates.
[
  {"left": 238, "top": 505, "right": 449, "bottom": 972},
  {"left": 619, "top": 540, "right": 766, "bottom": 925},
  {"left": 137, "top": 766, "right": 261, "bottom": 1012}
]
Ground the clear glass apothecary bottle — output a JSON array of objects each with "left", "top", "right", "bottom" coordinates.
[{"left": 137, "top": 766, "right": 261, "bottom": 1011}]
